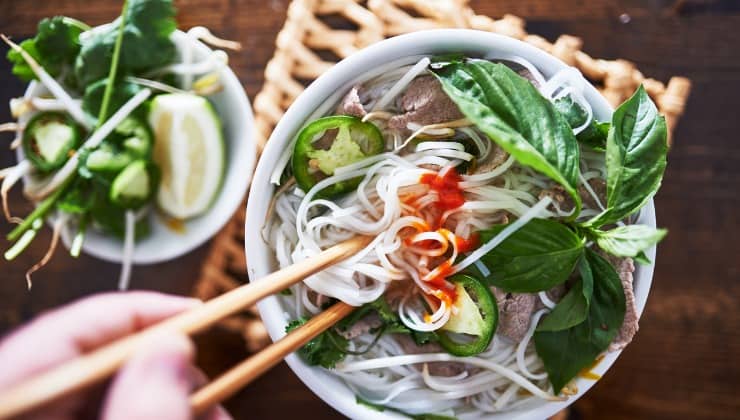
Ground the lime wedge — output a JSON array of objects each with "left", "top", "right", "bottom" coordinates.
[{"left": 149, "top": 93, "right": 224, "bottom": 219}]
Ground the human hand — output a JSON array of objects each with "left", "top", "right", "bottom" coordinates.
[{"left": 0, "top": 291, "right": 232, "bottom": 420}]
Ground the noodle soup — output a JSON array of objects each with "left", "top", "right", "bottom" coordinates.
[{"left": 247, "top": 30, "right": 663, "bottom": 419}]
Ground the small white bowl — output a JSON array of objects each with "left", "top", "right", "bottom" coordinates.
[
  {"left": 19, "top": 30, "right": 256, "bottom": 264},
  {"left": 245, "top": 30, "right": 656, "bottom": 419}
]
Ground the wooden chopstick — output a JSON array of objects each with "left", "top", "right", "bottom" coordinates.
[
  {"left": 190, "top": 301, "right": 355, "bottom": 414},
  {"left": 0, "top": 236, "right": 370, "bottom": 420}
]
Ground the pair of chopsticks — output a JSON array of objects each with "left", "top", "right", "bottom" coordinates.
[{"left": 0, "top": 236, "right": 370, "bottom": 419}]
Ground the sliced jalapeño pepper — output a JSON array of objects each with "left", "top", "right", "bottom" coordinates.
[
  {"left": 115, "top": 116, "right": 154, "bottom": 159},
  {"left": 292, "top": 115, "right": 384, "bottom": 198},
  {"left": 82, "top": 116, "right": 153, "bottom": 173},
  {"left": 22, "top": 111, "right": 82, "bottom": 172},
  {"left": 109, "top": 160, "right": 159, "bottom": 209},
  {"left": 438, "top": 274, "right": 498, "bottom": 357}
]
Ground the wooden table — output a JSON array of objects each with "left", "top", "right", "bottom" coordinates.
[{"left": 0, "top": 1, "right": 737, "bottom": 419}]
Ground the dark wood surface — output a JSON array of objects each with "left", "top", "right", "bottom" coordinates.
[{"left": 0, "top": 1, "right": 738, "bottom": 419}]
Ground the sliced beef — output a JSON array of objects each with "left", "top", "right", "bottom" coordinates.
[
  {"left": 337, "top": 85, "right": 367, "bottom": 117},
  {"left": 491, "top": 289, "right": 537, "bottom": 342},
  {"left": 335, "top": 314, "right": 383, "bottom": 340},
  {"left": 388, "top": 76, "right": 464, "bottom": 130},
  {"left": 604, "top": 255, "right": 638, "bottom": 351},
  {"left": 579, "top": 178, "right": 607, "bottom": 210},
  {"left": 538, "top": 178, "right": 607, "bottom": 214},
  {"left": 394, "top": 334, "right": 467, "bottom": 377},
  {"left": 498, "top": 59, "right": 542, "bottom": 88},
  {"left": 473, "top": 142, "right": 509, "bottom": 174}
]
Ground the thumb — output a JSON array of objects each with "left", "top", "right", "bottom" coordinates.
[{"left": 102, "top": 332, "right": 196, "bottom": 420}]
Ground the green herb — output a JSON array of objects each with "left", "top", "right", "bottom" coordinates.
[
  {"left": 533, "top": 249, "right": 626, "bottom": 393},
  {"left": 74, "top": 0, "right": 176, "bottom": 87},
  {"left": 82, "top": 77, "right": 142, "bottom": 121},
  {"left": 95, "top": 0, "right": 128, "bottom": 125},
  {"left": 536, "top": 255, "right": 594, "bottom": 332},
  {"left": 285, "top": 317, "right": 348, "bottom": 369},
  {"left": 433, "top": 61, "right": 582, "bottom": 219},
  {"left": 553, "top": 95, "right": 609, "bottom": 151},
  {"left": 584, "top": 86, "right": 668, "bottom": 228},
  {"left": 591, "top": 224, "right": 667, "bottom": 261},
  {"left": 476, "top": 218, "right": 584, "bottom": 292},
  {"left": 90, "top": 204, "right": 150, "bottom": 239},
  {"left": 633, "top": 251, "right": 651, "bottom": 265},
  {"left": 7, "top": 16, "right": 86, "bottom": 82},
  {"left": 57, "top": 178, "right": 97, "bottom": 214}
]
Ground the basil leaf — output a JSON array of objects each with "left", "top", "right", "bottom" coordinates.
[
  {"left": 579, "top": 121, "right": 610, "bottom": 151},
  {"left": 537, "top": 256, "right": 594, "bottom": 332},
  {"left": 634, "top": 251, "right": 651, "bottom": 265},
  {"left": 586, "top": 86, "right": 668, "bottom": 227},
  {"left": 553, "top": 95, "right": 610, "bottom": 151},
  {"left": 594, "top": 224, "right": 667, "bottom": 259},
  {"left": 534, "top": 249, "right": 626, "bottom": 393},
  {"left": 434, "top": 61, "right": 581, "bottom": 218},
  {"left": 477, "top": 218, "right": 583, "bottom": 292}
]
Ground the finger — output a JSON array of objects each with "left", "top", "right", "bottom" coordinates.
[
  {"left": 0, "top": 292, "right": 200, "bottom": 388},
  {"left": 102, "top": 332, "right": 196, "bottom": 420}
]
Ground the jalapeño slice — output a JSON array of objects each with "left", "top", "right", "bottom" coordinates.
[{"left": 292, "top": 115, "right": 384, "bottom": 198}]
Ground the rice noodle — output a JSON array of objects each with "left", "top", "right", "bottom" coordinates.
[
  {"left": 372, "top": 57, "right": 431, "bottom": 111},
  {"left": 337, "top": 353, "right": 559, "bottom": 401}
]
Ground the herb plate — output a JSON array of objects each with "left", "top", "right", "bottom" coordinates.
[
  {"left": 17, "top": 30, "right": 255, "bottom": 264},
  {"left": 245, "top": 30, "right": 657, "bottom": 419}
]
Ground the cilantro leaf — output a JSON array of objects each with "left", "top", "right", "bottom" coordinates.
[
  {"left": 7, "top": 16, "right": 85, "bottom": 82},
  {"left": 74, "top": 0, "right": 177, "bottom": 86},
  {"left": 82, "top": 78, "right": 143, "bottom": 119},
  {"left": 286, "top": 317, "right": 348, "bottom": 369}
]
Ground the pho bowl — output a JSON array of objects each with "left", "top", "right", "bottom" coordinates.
[
  {"left": 245, "top": 29, "right": 656, "bottom": 419},
  {"left": 18, "top": 29, "right": 256, "bottom": 264}
]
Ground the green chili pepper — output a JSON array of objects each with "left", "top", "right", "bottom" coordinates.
[
  {"left": 109, "top": 160, "right": 159, "bottom": 209},
  {"left": 83, "top": 116, "right": 153, "bottom": 173},
  {"left": 116, "top": 116, "right": 153, "bottom": 159},
  {"left": 438, "top": 274, "right": 498, "bottom": 357},
  {"left": 292, "top": 115, "right": 384, "bottom": 198},
  {"left": 22, "top": 111, "right": 82, "bottom": 172}
]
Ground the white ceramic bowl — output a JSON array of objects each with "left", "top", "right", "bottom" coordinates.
[
  {"left": 19, "top": 30, "right": 256, "bottom": 264},
  {"left": 245, "top": 30, "right": 656, "bottom": 419}
]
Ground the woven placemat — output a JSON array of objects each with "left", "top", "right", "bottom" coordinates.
[{"left": 193, "top": 0, "right": 691, "bottom": 352}]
